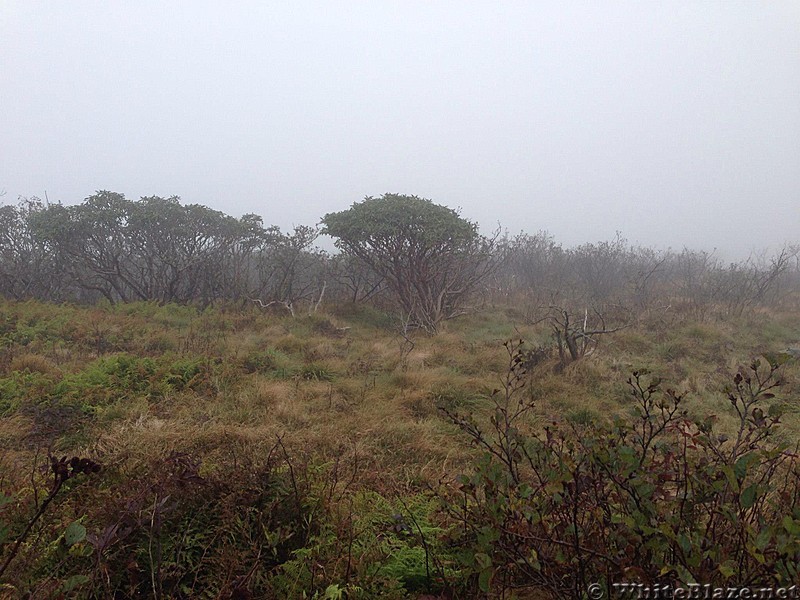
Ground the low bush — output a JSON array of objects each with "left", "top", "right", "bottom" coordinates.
[
  {"left": 442, "top": 341, "right": 800, "bottom": 598},
  {"left": 0, "top": 440, "right": 456, "bottom": 599}
]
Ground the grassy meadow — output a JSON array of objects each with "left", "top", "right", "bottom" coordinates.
[{"left": 1, "top": 299, "right": 799, "bottom": 598}]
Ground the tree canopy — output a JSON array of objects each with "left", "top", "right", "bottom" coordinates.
[{"left": 322, "top": 194, "right": 496, "bottom": 332}]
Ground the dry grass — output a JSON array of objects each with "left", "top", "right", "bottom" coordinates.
[
  {"left": 1, "top": 302, "right": 798, "bottom": 482},
  {"left": 1, "top": 300, "right": 799, "bottom": 597}
]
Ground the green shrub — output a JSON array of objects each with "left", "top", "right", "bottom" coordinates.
[
  {"left": 272, "top": 489, "right": 455, "bottom": 599},
  {"left": 0, "top": 371, "right": 57, "bottom": 415},
  {"left": 442, "top": 342, "right": 800, "bottom": 598},
  {"left": 53, "top": 354, "right": 156, "bottom": 406},
  {"left": 43, "top": 354, "right": 209, "bottom": 410}
]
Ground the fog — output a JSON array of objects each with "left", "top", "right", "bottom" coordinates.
[{"left": 1, "top": 1, "right": 798, "bottom": 258}]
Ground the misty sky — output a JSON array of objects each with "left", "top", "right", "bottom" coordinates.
[{"left": 1, "top": 2, "right": 798, "bottom": 259}]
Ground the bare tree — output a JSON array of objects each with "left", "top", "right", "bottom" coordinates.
[{"left": 546, "top": 306, "right": 628, "bottom": 367}]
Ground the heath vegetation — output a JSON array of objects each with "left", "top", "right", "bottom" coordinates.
[{"left": 1, "top": 193, "right": 799, "bottom": 598}]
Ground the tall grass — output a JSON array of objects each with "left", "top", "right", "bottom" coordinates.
[{"left": 0, "top": 300, "right": 798, "bottom": 597}]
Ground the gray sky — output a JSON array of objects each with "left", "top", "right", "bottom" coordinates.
[{"left": 1, "top": 1, "right": 798, "bottom": 259}]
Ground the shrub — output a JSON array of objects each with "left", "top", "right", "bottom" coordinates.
[
  {"left": 52, "top": 354, "right": 157, "bottom": 408},
  {"left": 441, "top": 341, "right": 800, "bottom": 598},
  {"left": 44, "top": 354, "right": 208, "bottom": 410},
  {"left": 0, "top": 370, "right": 59, "bottom": 416}
]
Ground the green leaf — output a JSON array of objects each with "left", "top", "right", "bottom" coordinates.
[
  {"left": 755, "top": 527, "right": 772, "bottom": 550},
  {"left": 617, "top": 445, "right": 638, "bottom": 465},
  {"left": 768, "top": 403, "right": 784, "bottom": 418},
  {"left": 673, "top": 564, "right": 696, "bottom": 584},
  {"left": 734, "top": 453, "right": 757, "bottom": 479},
  {"left": 635, "top": 482, "right": 655, "bottom": 499},
  {"left": 60, "top": 575, "right": 90, "bottom": 593},
  {"left": 719, "top": 561, "right": 736, "bottom": 579},
  {"left": 721, "top": 466, "right": 739, "bottom": 492},
  {"left": 478, "top": 567, "right": 493, "bottom": 593},
  {"left": 740, "top": 484, "right": 758, "bottom": 509},
  {"left": 762, "top": 352, "right": 789, "bottom": 368},
  {"left": 474, "top": 552, "right": 492, "bottom": 570},
  {"left": 782, "top": 516, "right": 800, "bottom": 537},
  {"left": 749, "top": 548, "right": 766, "bottom": 565},
  {"left": 64, "top": 521, "right": 86, "bottom": 546}
]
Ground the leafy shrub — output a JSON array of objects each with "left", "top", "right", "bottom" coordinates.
[
  {"left": 1, "top": 443, "right": 308, "bottom": 598},
  {"left": 0, "top": 442, "right": 451, "bottom": 599},
  {"left": 272, "top": 488, "right": 455, "bottom": 599},
  {"left": 43, "top": 354, "right": 206, "bottom": 411},
  {"left": 52, "top": 354, "right": 158, "bottom": 408},
  {"left": 0, "top": 370, "right": 59, "bottom": 416},
  {"left": 442, "top": 341, "right": 800, "bottom": 598},
  {"left": 0, "top": 454, "right": 101, "bottom": 594},
  {"left": 161, "top": 356, "right": 206, "bottom": 391}
]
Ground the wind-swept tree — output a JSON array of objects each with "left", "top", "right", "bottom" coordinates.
[
  {"left": 249, "top": 225, "right": 328, "bottom": 315},
  {"left": 30, "top": 191, "right": 134, "bottom": 302},
  {"left": 0, "top": 198, "right": 68, "bottom": 300},
  {"left": 322, "top": 194, "right": 497, "bottom": 332},
  {"left": 125, "top": 196, "right": 262, "bottom": 304},
  {"left": 29, "top": 192, "right": 267, "bottom": 304}
]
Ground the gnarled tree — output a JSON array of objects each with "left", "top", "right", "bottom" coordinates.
[
  {"left": 0, "top": 198, "right": 68, "bottom": 301},
  {"left": 322, "top": 194, "right": 496, "bottom": 333}
]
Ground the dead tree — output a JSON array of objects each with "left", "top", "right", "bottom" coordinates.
[{"left": 548, "top": 306, "right": 627, "bottom": 367}]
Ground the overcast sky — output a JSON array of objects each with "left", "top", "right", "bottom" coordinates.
[{"left": 1, "top": 1, "right": 798, "bottom": 259}]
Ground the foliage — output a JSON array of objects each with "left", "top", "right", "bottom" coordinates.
[
  {"left": 0, "top": 437, "right": 459, "bottom": 599},
  {"left": 442, "top": 342, "right": 800, "bottom": 597},
  {"left": 15, "top": 192, "right": 311, "bottom": 306},
  {"left": 0, "top": 454, "right": 101, "bottom": 585},
  {"left": 322, "top": 194, "right": 497, "bottom": 333},
  {"left": 0, "top": 198, "right": 68, "bottom": 301},
  {"left": 2, "top": 191, "right": 799, "bottom": 322}
]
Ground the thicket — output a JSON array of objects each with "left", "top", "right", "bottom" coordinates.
[
  {"left": 441, "top": 341, "right": 800, "bottom": 597},
  {"left": 0, "top": 437, "right": 453, "bottom": 598},
  {"left": 1, "top": 193, "right": 798, "bottom": 322}
]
